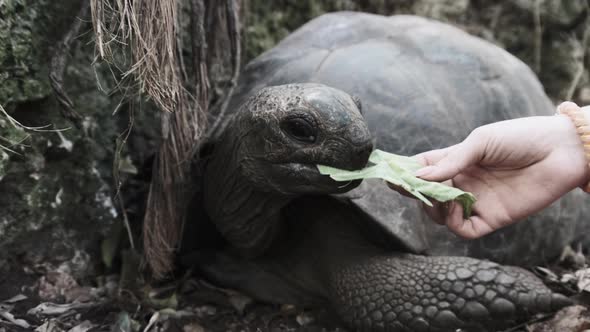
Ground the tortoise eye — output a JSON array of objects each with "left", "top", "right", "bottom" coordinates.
[{"left": 281, "top": 117, "right": 317, "bottom": 143}]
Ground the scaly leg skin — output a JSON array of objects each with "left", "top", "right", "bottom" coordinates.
[{"left": 330, "top": 254, "right": 572, "bottom": 332}]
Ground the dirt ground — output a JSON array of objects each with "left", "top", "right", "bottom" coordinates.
[{"left": 2, "top": 247, "right": 590, "bottom": 332}]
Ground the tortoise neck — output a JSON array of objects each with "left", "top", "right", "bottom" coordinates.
[{"left": 203, "top": 127, "right": 293, "bottom": 257}]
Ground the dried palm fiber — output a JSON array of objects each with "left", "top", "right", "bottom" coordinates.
[{"left": 90, "top": 0, "right": 241, "bottom": 278}]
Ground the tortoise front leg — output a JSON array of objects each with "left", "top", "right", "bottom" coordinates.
[{"left": 329, "top": 254, "right": 571, "bottom": 332}]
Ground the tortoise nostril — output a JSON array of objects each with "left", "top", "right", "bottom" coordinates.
[{"left": 350, "top": 141, "right": 373, "bottom": 170}]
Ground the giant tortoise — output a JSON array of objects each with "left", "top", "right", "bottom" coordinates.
[{"left": 182, "top": 12, "right": 590, "bottom": 332}]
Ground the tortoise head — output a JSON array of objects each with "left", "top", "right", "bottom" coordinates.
[{"left": 231, "top": 83, "right": 373, "bottom": 195}]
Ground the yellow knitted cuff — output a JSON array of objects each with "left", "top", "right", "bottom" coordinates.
[{"left": 556, "top": 101, "right": 590, "bottom": 192}]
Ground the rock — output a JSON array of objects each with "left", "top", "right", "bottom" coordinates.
[
  {"left": 296, "top": 312, "right": 315, "bottom": 326},
  {"left": 0, "top": 0, "right": 160, "bottom": 298},
  {"left": 227, "top": 292, "right": 253, "bottom": 315},
  {"left": 280, "top": 304, "right": 298, "bottom": 316},
  {"left": 244, "top": 1, "right": 590, "bottom": 102},
  {"left": 529, "top": 305, "right": 590, "bottom": 332},
  {"left": 578, "top": 86, "right": 590, "bottom": 104},
  {"left": 183, "top": 323, "right": 205, "bottom": 332},
  {"left": 67, "top": 321, "right": 95, "bottom": 332},
  {"left": 508, "top": 0, "right": 587, "bottom": 26},
  {"left": 412, "top": 0, "right": 470, "bottom": 19},
  {"left": 195, "top": 305, "right": 217, "bottom": 317},
  {"left": 34, "top": 319, "right": 63, "bottom": 332}
]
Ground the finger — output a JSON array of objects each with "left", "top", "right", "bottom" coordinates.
[
  {"left": 412, "top": 145, "right": 455, "bottom": 167},
  {"left": 387, "top": 182, "right": 447, "bottom": 225},
  {"left": 414, "top": 133, "right": 485, "bottom": 182},
  {"left": 390, "top": 178, "right": 454, "bottom": 225},
  {"left": 556, "top": 101, "right": 580, "bottom": 115},
  {"left": 386, "top": 182, "right": 449, "bottom": 223},
  {"left": 388, "top": 148, "right": 453, "bottom": 194},
  {"left": 386, "top": 182, "right": 415, "bottom": 198},
  {"left": 445, "top": 204, "right": 494, "bottom": 239},
  {"left": 424, "top": 201, "right": 450, "bottom": 225}
]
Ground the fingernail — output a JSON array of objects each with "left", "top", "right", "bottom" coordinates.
[{"left": 415, "top": 166, "right": 434, "bottom": 178}]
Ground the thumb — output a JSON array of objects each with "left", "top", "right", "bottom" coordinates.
[{"left": 415, "top": 132, "right": 485, "bottom": 182}]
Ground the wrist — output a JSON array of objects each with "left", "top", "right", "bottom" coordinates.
[
  {"left": 556, "top": 102, "right": 590, "bottom": 191},
  {"left": 579, "top": 106, "right": 590, "bottom": 185}
]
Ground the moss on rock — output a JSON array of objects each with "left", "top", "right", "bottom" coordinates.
[
  {"left": 0, "top": 0, "right": 82, "bottom": 109},
  {"left": 243, "top": 0, "right": 590, "bottom": 102},
  {"left": 0, "top": 0, "right": 160, "bottom": 280},
  {"left": 244, "top": 0, "right": 359, "bottom": 61}
]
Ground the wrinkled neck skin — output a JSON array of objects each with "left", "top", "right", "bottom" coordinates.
[{"left": 203, "top": 122, "right": 292, "bottom": 258}]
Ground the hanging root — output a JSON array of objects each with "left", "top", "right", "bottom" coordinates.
[
  {"left": 91, "top": 0, "right": 191, "bottom": 115},
  {"left": 207, "top": 0, "right": 242, "bottom": 139},
  {"left": 49, "top": 0, "right": 90, "bottom": 128},
  {"left": 90, "top": 0, "right": 242, "bottom": 278}
]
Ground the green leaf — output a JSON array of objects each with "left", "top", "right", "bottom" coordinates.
[
  {"left": 369, "top": 149, "right": 423, "bottom": 172},
  {"left": 317, "top": 149, "right": 476, "bottom": 218}
]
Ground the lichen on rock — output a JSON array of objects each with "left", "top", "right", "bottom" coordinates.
[
  {"left": 0, "top": 0, "right": 160, "bottom": 285},
  {"left": 0, "top": 0, "right": 83, "bottom": 108},
  {"left": 243, "top": 1, "right": 590, "bottom": 102}
]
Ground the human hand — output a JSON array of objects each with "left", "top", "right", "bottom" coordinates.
[{"left": 392, "top": 102, "right": 590, "bottom": 239}]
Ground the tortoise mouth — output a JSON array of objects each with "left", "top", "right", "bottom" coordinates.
[{"left": 278, "top": 162, "right": 362, "bottom": 194}]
